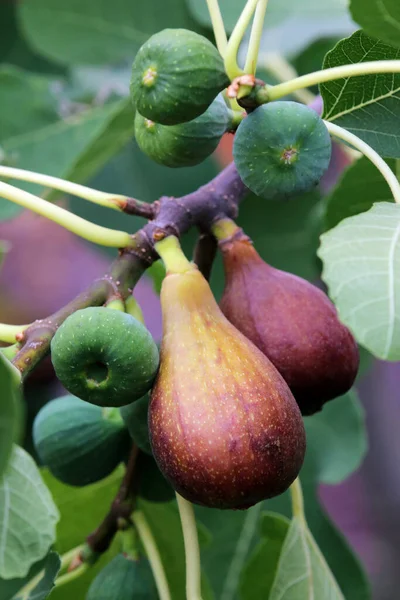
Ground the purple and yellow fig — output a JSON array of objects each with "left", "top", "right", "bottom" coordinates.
[
  {"left": 217, "top": 226, "right": 359, "bottom": 416},
  {"left": 149, "top": 238, "right": 305, "bottom": 510}
]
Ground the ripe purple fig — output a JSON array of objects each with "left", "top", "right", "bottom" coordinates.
[
  {"left": 149, "top": 264, "right": 305, "bottom": 510},
  {"left": 219, "top": 232, "right": 359, "bottom": 415}
]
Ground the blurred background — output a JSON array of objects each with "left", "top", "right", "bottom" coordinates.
[{"left": 0, "top": 0, "right": 398, "bottom": 598}]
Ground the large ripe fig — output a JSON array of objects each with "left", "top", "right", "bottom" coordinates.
[
  {"left": 120, "top": 395, "right": 152, "bottom": 455},
  {"left": 130, "top": 28, "right": 229, "bottom": 125},
  {"left": 86, "top": 554, "right": 157, "bottom": 600},
  {"left": 233, "top": 101, "right": 332, "bottom": 200},
  {"left": 33, "top": 395, "right": 130, "bottom": 486},
  {"left": 51, "top": 307, "right": 159, "bottom": 407},
  {"left": 149, "top": 265, "right": 305, "bottom": 510},
  {"left": 219, "top": 235, "right": 359, "bottom": 415},
  {"left": 134, "top": 94, "right": 230, "bottom": 168}
]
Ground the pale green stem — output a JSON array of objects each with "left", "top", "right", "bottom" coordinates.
[
  {"left": 105, "top": 297, "right": 126, "bottom": 311},
  {"left": 55, "top": 564, "right": 89, "bottom": 587},
  {"left": 244, "top": 0, "right": 269, "bottom": 74},
  {"left": 0, "top": 344, "right": 20, "bottom": 360},
  {"left": 289, "top": 477, "right": 306, "bottom": 525},
  {"left": 0, "top": 165, "right": 127, "bottom": 211},
  {"left": 267, "top": 60, "right": 400, "bottom": 101},
  {"left": 125, "top": 295, "right": 145, "bottom": 323},
  {"left": 224, "top": 0, "right": 260, "bottom": 80},
  {"left": 0, "top": 323, "right": 29, "bottom": 343},
  {"left": 154, "top": 235, "right": 194, "bottom": 274},
  {"left": 205, "top": 0, "right": 228, "bottom": 56},
  {"left": 324, "top": 121, "right": 400, "bottom": 204},
  {"left": 132, "top": 511, "right": 172, "bottom": 600},
  {"left": 0, "top": 181, "right": 133, "bottom": 248},
  {"left": 175, "top": 493, "right": 203, "bottom": 600},
  {"left": 258, "top": 52, "right": 315, "bottom": 104}
]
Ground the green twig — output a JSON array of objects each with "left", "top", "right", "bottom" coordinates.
[{"left": 176, "top": 493, "right": 203, "bottom": 600}]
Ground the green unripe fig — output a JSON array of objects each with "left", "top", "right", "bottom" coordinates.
[
  {"left": 120, "top": 395, "right": 152, "bottom": 455},
  {"left": 33, "top": 395, "right": 130, "bottom": 487},
  {"left": 130, "top": 28, "right": 229, "bottom": 125},
  {"left": 51, "top": 307, "right": 159, "bottom": 407},
  {"left": 233, "top": 101, "right": 332, "bottom": 200},
  {"left": 86, "top": 554, "right": 157, "bottom": 600},
  {"left": 137, "top": 452, "right": 175, "bottom": 503},
  {"left": 134, "top": 94, "right": 230, "bottom": 168}
]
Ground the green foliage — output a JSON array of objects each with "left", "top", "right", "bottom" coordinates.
[
  {"left": 0, "top": 446, "right": 59, "bottom": 579},
  {"left": 130, "top": 29, "right": 228, "bottom": 125},
  {"left": 324, "top": 156, "right": 397, "bottom": 230},
  {"left": 33, "top": 395, "right": 131, "bottom": 487},
  {"left": 120, "top": 395, "right": 152, "bottom": 455},
  {"left": 0, "top": 353, "right": 22, "bottom": 478},
  {"left": 14, "top": 553, "right": 61, "bottom": 600},
  {"left": 319, "top": 202, "right": 400, "bottom": 360},
  {"left": 137, "top": 452, "right": 175, "bottom": 503},
  {"left": 86, "top": 554, "right": 157, "bottom": 600},
  {"left": 351, "top": 0, "right": 400, "bottom": 49},
  {"left": 51, "top": 308, "right": 159, "bottom": 407},
  {"left": 233, "top": 102, "right": 331, "bottom": 200},
  {"left": 134, "top": 94, "right": 230, "bottom": 167},
  {"left": 321, "top": 31, "right": 400, "bottom": 158}
]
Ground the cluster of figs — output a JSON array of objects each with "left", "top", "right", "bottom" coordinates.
[{"left": 33, "top": 27, "right": 358, "bottom": 570}]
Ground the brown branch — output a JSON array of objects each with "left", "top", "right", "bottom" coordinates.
[
  {"left": 120, "top": 197, "right": 157, "bottom": 219},
  {"left": 193, "top": 233, "right": 217, "bottom": 281}
]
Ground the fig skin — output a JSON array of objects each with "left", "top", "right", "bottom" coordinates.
[
  {"left": 149, "top": 267, "right": 306, "bottom": 510},
  {"left": 219, "top": 236, "right": 359, "bottom": 415}
]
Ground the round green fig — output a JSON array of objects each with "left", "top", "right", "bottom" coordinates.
[
  {"left": 134, "top": 94, "right": 230, "bottom": 168},
  {"left": 86, "top": 554, "right": 157, "bottom": 600},
  {"left": 233, "top": 101, "right": 332, "bottom": 200},
  {"left": 130, "top": 28, "right": 229, "bottom": 125},
  {"left": 33, "top": 395, "right": 130, "bottom": 487},
  {"left": 120, "top": 395, "right": 152, "bottom": 455},
  {"left": 50, "top": 307, "right": 159, "bottom": 407}
]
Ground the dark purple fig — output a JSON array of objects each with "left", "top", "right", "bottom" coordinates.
[
  {"left": 219, "top": 234, "right": 359, "bottom": 415},
  {"left": 149, "top": 265, "right": 305, "bottom": 510}
]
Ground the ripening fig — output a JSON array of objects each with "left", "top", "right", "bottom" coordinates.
[
  {"left": 218, "top": 231, "right": 359, "bottom": 415},
  {"left": 149, "top": 239, "right": 305, "bottom": 510}
]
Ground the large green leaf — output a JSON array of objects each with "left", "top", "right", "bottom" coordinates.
[
  {"left": 318, "top": 201, "right": 400, "bottom": 360},
  {"left": 268, "top": 516, "right": 344, "bottom": 599},
  {"left": 14, "top": 552, "right": 61, "bottom": 600},
  {"left": 0, "top": 446, "right": 59, "bottom": 579},
  {"left": 18, "top": 0, "right": 197, "bottom": 66},
  {"left": 0, "top": 354, "right": 22, "bottom": 478},
  {"left": 351, "top": 0, "right": 400, "bottom": 50},
  {"left": 239, "top": 512, "right": 290, "bottom": 600},
  {"left": 324, "top": 156, "right": 397, "bottom": 230},
  {"left": 321, "top": 31, "right": 400, "bottom": 159}
]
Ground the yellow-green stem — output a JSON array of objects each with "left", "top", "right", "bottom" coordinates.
[
  {"left": 244, "top": 0, "right": 269, "bottom": 74},
  {"left": 205, "top": 0, "right": 228, "bottom": 56},
  {"left": 267, "top": 60, "right": 400, "bottom": 101},
  {"left": 290, "top": 477, "right": 306, "bottom": 525},
  {"left": 175, "top": 493, "right": 203, "bottom": 600},
  {"left": 0, "top": 344, "right": 20, "bottom": 360},
  {"left": 0, "top": 181, "right": 133, "bottom": 248},
  {"left": 0, "top": 323, "right": 29, "bottom": 344},
  {"left": 55, "top": 564, "right": 89, "bottom": 587},
  {"left": 132, "top": 511, "right": 172, "bottom": 600},
  {"left": 324, "top": 121, "right": 400, "bottom": 204},
  {"left": 105, "top": 297, "right": 126, "bottom": 311},
  {"left": 224, "top": 0, "right": 260, "bottom": 80},
  {"left": 211, "top": 217, "right": 241, "bottom": 242},
  {"left": 154, "top": 236, "right": 195, "bottom": 274},
  {"left": 125, "top": 295, "right": 145, "bottom": 323},
  {"left": 0, "top": 165, "right": 127, "bottom": 211},
  {"left": 258, "top": 52, "right": 315, "bottom": 104}
]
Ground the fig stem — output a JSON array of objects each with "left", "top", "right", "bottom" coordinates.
[
  {"left": 175, "top": 493, "right": 203, "bottom": 600},
  {"left": 132, "top": 510, "right": 172, "bottom": 600},
  {"left": 244, "top": 0, "right": 269, "bottom": 75},
  {"left": 256, "top": 52, "right": 315, "bottom": 105},
  {"left": 211, "top": 217, "right": 242, "bottom": 242},
  {"left": 324, "top": 121, "right": 400, "bottom": 204},
  {"left": 105, "top": 297, "right": 126, "bottom": 312},
  {"left": 155, "top": 236, "right": 195, "bottom": 274},
  {"left": 125, "top": 295, "right": 145, "bottom": 324},
  {"left": 0, "top": 322, "right": 29, "bottom": 344},
  {"left": 289, "top": 477, "right": 306, "bottom": 525},
  {"left": 265, "top": 60, "right": 400, "bottom": 102},
  {"left": 224, "top": 0, "right": 260, "bottom": 80},
  {"left": 205, "top": 0, "right": 228, "bottom": 56},
  {"left": 0, "top": 181, "right": 133, "bottom": 248},
  {"left": 0, "top": 343, "right": 20, "bottom": 360}
]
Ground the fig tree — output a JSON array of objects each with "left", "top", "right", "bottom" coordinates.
[{"left": 86, "top": 554, "right": 157, "bottom": 600}]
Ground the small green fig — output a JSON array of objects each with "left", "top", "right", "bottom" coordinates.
[
  {"left": 51, "top": 307, "right": 159, "bottom": 407},
  {"left": 130, "top": 28, "right": 229, "bottom": 125},
  {"left": 86, "top": 554, "right": 157, "bottom": 600},
  {"left": 233, "top": 101, "right": 332, "bottom": 200},
  {"left": 149, "top": 265, "right": 305, "bottom": 510},
  {"left": 120, "top": 395, "right": 152, "bottom": 455},
  {"left": 134, "top": 94, "right": 230, "bottom": 168},
  {"left": 33, "top": 395, "right": 130, "bottom": 486},
  {"left": 219, "top": 235, "right": 359, "bottom": 415}
]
